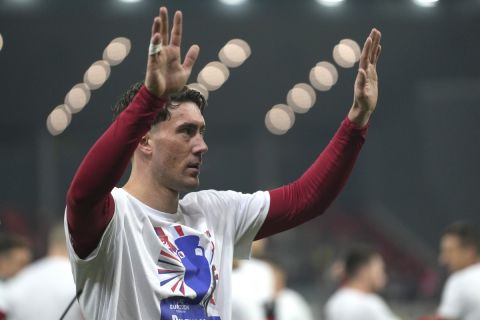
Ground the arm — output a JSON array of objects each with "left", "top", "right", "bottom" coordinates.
[
  {"left": 257, "top": 29, "right": 382, "bottom": 239},
  {"left": 66, "top": 7, "right": 200, "bottom": 258}
]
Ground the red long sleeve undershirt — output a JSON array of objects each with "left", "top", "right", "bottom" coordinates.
[{"left": 66, "top": 85, "right": 367, "bottom": 258}]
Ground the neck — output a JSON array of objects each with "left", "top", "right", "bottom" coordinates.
[
  {"left": 124, "top": 172, "right": 179, "bottom": 214},
  {"left": 346, "top": 278, "right": 372, "bottom": 293}
]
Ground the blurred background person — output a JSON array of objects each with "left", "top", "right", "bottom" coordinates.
[
  {"left": 324, "top": 244, "right": 399, "bottom": 320},
  {"left": 0, "top": 223, "right": 83, "bottom": 320},
  {"left": 0, "top": 234, "right": 32, "bottom": 282},
  {"left": 232, "top": 239, "right": 313, "bottom": 320},
  {"left": 266, "top": 261, "right": 313, "bottom": 320},
  {"left": 420, "top": 222, "right": 480, "bottom": 320}
]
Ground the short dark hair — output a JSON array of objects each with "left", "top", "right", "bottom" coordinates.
[
  {"left": 443, "top": 221, "right": 480, "bottom": 254},
  {"left": 112, "top": 81, "right": 207, "bottom": 124},
  {"left": 344, "top": 245, "right": 379, "bottom": 279}
]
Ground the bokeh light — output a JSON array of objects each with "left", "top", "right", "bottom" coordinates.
[
  {"left": 64, "top": 83, "right": 91, "bottom": 113},
  {"left": 46, "top": 105, "right": 71, "bottom": 136},
  {"left": 287, "top": 83, "right": 317, "bottom": 114},
  {"left": 333, "top": 43, "right": 356, "bottom": 68},
  {"left": 265, "top": 104, "right": 295, "bottom": 135},
  {"left": 197, "top": 61, "right": 230, "bottom": 91},
  {"left": 103, "top": 37, "right": 131, "bottom": 66},
  {"left": 309, "top": 61, "right": 338, "bottom": 91},
  {"left": 83, "top": 60, "right": 111, "bottom": 90},
  {"left": 218, "top": 39, "right": 251, "bottom": 68}
]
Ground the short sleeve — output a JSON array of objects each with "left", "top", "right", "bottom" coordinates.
[
  {"left": 187, "top": 190, "right": 270, "bottom": 259},
  {"left": 438, "top": 275, "right": 463, "bottom": 319}
]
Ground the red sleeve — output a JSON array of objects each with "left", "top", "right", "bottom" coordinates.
[
  {"left": 256, "top": 117, "right": 368, "bottom": 239},
  {"left": 66, "top": 86, "right": 167, "bottom": 258}
]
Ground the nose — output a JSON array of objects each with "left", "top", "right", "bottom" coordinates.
[{"left": 192, "top": 134, "right": 208, "bottom": 155}]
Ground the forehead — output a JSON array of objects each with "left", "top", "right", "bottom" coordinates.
[{"left": 160, "top": 101, "right": 205, "bottom": 129}]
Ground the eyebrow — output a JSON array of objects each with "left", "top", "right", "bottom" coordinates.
[{"left": 176, "top": 122, "right": 206, "bottom": 132}]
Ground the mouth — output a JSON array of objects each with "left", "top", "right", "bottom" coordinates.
[{"left": 186, "top": 162, "right": 201, "bottom": 174}]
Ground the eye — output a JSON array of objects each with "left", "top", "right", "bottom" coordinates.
[{"left": 180, "top": 126, "right": 195, "bottom": 137}]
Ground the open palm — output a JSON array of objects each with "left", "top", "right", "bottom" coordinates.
[{"left": 145, "top": 7, "right": 199, "bottom": 97}]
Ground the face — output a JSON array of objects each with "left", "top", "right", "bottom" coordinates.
[
  {"left": 439, "top": 234, "right": 475, "bottom": 273},
  {"left": 143, "top": 101, "right": 208, "bottom": 193},
  {"left": 0, "top": 247, "right": 32, "bottom": 279},
  {"left": 365, "top": 255, "right": 387, "bottom": 292}
]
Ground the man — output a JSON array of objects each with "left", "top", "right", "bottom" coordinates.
[
  {"left": 65, "top": 6, "right": 382, "bottom": 319},
  {"left": 0, "top": 224, "right": 84, "bottom": 320},
  {"left": 324, "top": 245, "right": 399, "bottom": 320},
  {"left": 434, "top": 222, "right": 480, "bottom": 320}
]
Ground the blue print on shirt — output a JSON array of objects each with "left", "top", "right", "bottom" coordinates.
[{"left": 156, "top": 226, "right": 220, "bottom": 320}]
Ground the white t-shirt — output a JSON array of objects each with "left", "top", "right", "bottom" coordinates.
[
  {"left": 275, "top": 289, "right": 313, "bottom": 320},
  {"left": 65, "top": 187, "right": 269, "bottom": 320},
  {"left": 438, "top": 263, "right": 480, "bottom": 320},
  {"left": 2, "top": 256, "right": 84, "bottom": 320},
  {"left": 324, "top": 287, "right": 399, "bottom": 320},
  {"left": 231, "top": 259, "right": 274, "bottom": 320}
]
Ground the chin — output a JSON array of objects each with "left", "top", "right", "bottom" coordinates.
[{"left": 179, "top": 178, "right": 200, "bottom": 192}]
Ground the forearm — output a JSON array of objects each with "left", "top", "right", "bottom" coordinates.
[
  {"left": 256, "top": 117, "right": 367, "bottom": 239},
  {"left": 66, "top": 85, "right": 166, "bottom": 257}
]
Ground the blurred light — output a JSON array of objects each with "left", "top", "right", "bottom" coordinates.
[
  {"left": 265, "top": 104, "right": 295, "bottom": 135},
  {"left": 84, "top": 60, "right": 111, "bottom": 90},
  {"left": 119, "top": 0, "right": 142, "bottom": 3},
  {"left": 413, "top": 0, "right": 439, "bottom": 7},
  {"left": 218, "top": 39, "right": 251, "bottom": 68},
  {"left": 340, "top": 39, "right": 361, "bottom": 62},
  {"left": 333, "top": 43, "right": 356, "bottom": 68},
  {"left": 46, "top": 106, "right": 71, "bottom": 136},
  {"left": 219, "top": 0, "right": 247, "bottom": 5},
  {"left": 309, "top": 61, "right": 338, "bottom": 91},
  {"left": 287, "top": 83, "right": 316, "bottom": 114},
  {"left": 187, "top": 83, "right": 209, "bottom": 101},
  {"left": 0, "top": 33, "right": 3, "bottom": 51},
  {"left": 316, "top": 0, "right": 344, "bottom": 7},
  {"left": 197, "top": 61, "right": 230, "bottom": 91},
  {"left": 103, "top": 37, "right": 131, "bottom": 66},
  {"left": 65, "top": 83, "right": 91, "bottom": 113}
]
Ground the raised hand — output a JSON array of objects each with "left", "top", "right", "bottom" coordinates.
[
  {"left": 145, "top": 7, "right": 200, "bottom": 97},
  {"left": 348, "top": 28, "right": 382, "bottom": 128}
]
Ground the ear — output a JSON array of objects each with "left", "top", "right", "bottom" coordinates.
[{"left": 137, "top": 133, "right": 153, "bottom": 155}]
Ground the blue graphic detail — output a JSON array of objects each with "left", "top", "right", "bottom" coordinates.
[{"left": 160, "top": 235, "right": 220, "bottom": 320}]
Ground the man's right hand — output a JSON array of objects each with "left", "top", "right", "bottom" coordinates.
[{"left": 145, "top": 7, "right": 200, "bottom": 98}]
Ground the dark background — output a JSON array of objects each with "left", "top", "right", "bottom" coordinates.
[{"left": 1, "top": 0, "right": 479, "bottom": 316}]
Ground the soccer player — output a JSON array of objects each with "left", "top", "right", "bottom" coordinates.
[
  {"left": 324, "top": 245, "right": 399, "bottom": 320},
  {"left": 65, "top": 6, "right": 382, "bottom": 319},
  {"left": 435, "top": 222, "right": 480, "bottom": 320}
]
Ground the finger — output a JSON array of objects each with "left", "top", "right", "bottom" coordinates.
[
  {"left": 170, "top": 11, "right": 183, "bottom": 47},
  {"left": 369, "top": 29, "right": 381, "bottom": 63},
  {"left": 151, "top": 17, "right": 161, "bottom": 45},
  {"left": 160, "top": 7, "right": 169, "bottom": 45},
  {"left": 359, "top": 37, "right": 372, "bottom": 71},
  {"left": 373, "top": 45, "right": 382, "bottom": 65},
  {"left": 182, "top": 45, "right": 200, "bottom": 74}
]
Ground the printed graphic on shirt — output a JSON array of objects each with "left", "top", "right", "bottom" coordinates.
[{"left": 155, "top": 226, "right": 221, "bottom": 320}]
